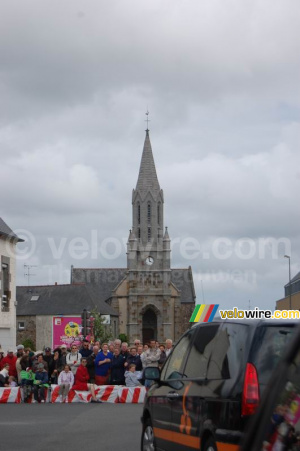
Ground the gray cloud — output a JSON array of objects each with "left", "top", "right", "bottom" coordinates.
[{"left": 1, "top": 0, "right": 299, "bottom": 311}]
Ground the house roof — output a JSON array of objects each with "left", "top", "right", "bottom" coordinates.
[
  {"left": 171, "top": 267, "right": 196, "bottom": 303},
  {"left": 71, "top": 267, "right": 128, "bottom": 301},
  {"left": 71, "top": 266, "right": 196, "bottom": 304},
  {"left": 16, "top": 284, "right": 118, "bottom": 316},
  {"left": 284, "top": 271, "right": 300, "bottom": 288},
  {"left": 0, "top": 217, "right": 24, "bottom": 242}
]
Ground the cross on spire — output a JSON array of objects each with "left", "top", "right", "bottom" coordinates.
[{"left": 145, "top": 110, "right": 150, "bottom": 131}]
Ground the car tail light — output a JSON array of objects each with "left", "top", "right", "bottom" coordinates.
[{"left": 242, "top": 363, "right": 259, "bottom": 416}]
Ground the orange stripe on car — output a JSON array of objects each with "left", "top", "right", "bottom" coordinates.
[
  {"left": 153, "top": 427, "right": 200, "bottom": 449},
  {"left": 216, "top": 442, "right": 239, "bottom": 451}
]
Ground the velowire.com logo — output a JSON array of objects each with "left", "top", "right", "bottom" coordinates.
[{"left": 189, "top": 304, "right": 219, "bottom": 323}]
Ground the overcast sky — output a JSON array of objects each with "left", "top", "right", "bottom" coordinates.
[{"left": 1, "top": 0, "right": 300, "bottom": 311}]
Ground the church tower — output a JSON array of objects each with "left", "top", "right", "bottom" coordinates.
[
  {"left": 126, "top": 128, "right": 174, "bottom": 343},
  {"left": 71, "top": 124, "right": 196, "bottom": 345}
]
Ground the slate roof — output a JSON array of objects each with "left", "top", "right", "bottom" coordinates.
[
  {"left": 171, "top": 267, "right": 196, "bottom": 303},
  {"left": 135, "top": 130, "right": 161, "bottom": 197},
  {"left": 71, "top": 267, "right": 196, "bottom": 304},
  {"left": 71, "top": 268, "right": 127, "bottom": 301},
  {"left": 0, "top": 217, "right": 24, "bottom": 242},
  {"left": 284, "top": 271, "right": 300, "bottom": 287},
  {"left": 16, "top": 284, "right": 118, "bottom": 316}
]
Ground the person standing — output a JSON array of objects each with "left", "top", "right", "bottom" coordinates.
[
  {"left": 16, "top": 346, "right": 25, "bottom": 384},
  {"left": 66, "top": 344, "right": 82, "bottom": 376},
  {"left": 110, "top": 347, "right": 126, "bottom": 385},
  {"left": 43, "top": 347, "right": 54, "bottom": 381},
  {"left": 79, "top": 339, "right": 93, "bottom": 358},
  {"left": 60, "top": 344, "right": 68, "bottom": 366},
  {"left": 158, "top": 344, "right": 167, "bottom": 369},
  {"left": 142, "top": 339, "right": 161, "bottom": 388},
  {"left": 165, "top": 339, "right": 173, "bottom": 358},
  {"left": 32, "top": 354, "right": 49, "bottom": 373},
  {"left": 0, "top": 349, "right": 17, "bottom": 378},
  {"left": 86, "top": 345, "right": 99, "bottom": 383},
  {"left": 0, "top": 364, "right": 10, "bottom": 387},
  {"left": 50, "top": 348, "right": 64, "bottom": 384},
  {"left": 125, "top": 347, "right": 142, "bottom": 372},
  {"left": 95, "top": 343, "right": 112, "bottom": 385}
]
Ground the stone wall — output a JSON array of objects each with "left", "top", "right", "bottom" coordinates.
[
  {"left": 177, "top": 303, "right": 194, "bottom": 338},
  {"left": 16, "top": 315, "right": 36, "bottom": 349}
]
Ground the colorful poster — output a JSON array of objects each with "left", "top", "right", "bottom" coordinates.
[{"left": 52, "top": 316, "right": 82, "bottom": 349}]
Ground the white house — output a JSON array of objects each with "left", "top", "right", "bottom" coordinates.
[{"left": 0, "top": 218, "right": 23, "bottom": 351}]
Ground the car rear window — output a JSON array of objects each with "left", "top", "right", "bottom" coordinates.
[
  {"left": 250, "top": 325, "right": 296, "bottom": 386},
  {"left": 183, "top": 323, "right": 247, "bottom": 380}
]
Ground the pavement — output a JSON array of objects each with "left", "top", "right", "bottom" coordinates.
[{"left": 0, "top": 403, "right": 143, "bottom": 451}]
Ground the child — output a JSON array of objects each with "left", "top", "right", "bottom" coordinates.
[
  {"left": 57, "top": 364, "right": 74, "bottom": 403},
  {"left": 20, "top": 367, "right": 36, "bottom": 403},
  {"left": 124, "top": 363, "right": 142, "bottom": 387},
  {"left": 8, "top": 376, "right": 17, "bottom": 387},
  {"left": 33, "top": 363, "right": 49, "bottom": 403}
]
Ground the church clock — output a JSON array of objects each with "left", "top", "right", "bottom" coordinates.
[{"left": 145, "top": 256, "right": 154, "bottom": 266}]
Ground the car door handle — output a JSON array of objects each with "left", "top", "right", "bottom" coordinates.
[{"left": 166, "top": 392, "right": 179, "bottom": 398}]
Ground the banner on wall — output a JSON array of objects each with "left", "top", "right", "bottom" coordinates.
[{"left": 52, "top": 316, "right": 82, "bottom": 349}]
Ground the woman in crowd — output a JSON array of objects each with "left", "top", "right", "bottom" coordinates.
[
  {"left": 95, "top": 343, "right": 112, "bottom": 385},
  {"left": 71, "top": 358, "right": 101, "bottom": 403},
  {"left": 57, "top": 364, "right": 74, "bottom": 403},
  {"left": 50, "top": 348, "right": 64, "bottom": 384}
]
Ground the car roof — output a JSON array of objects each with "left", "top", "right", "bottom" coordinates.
[{"left": 191, "top": 318, "right": 299, "bottom": 329}]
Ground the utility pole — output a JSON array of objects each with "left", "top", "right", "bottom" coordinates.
[{"left": 284, "top": 255, "right": 292, "bottom": 310}]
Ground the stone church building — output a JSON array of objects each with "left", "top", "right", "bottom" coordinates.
[{"left": 71, "top": 130, "right": 196, "bottom": 343}]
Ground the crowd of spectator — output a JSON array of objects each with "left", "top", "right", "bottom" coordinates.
[{"left": 0, "top": 338, "right": 173, "bottom": 403}]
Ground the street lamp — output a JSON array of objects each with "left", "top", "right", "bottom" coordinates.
[{"left": 284, "top": 255, "right": 292, "bottom": 310}]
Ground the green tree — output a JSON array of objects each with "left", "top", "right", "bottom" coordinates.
[
  {"left": 91, "top": 309, "right": 112, "bottom": 343},
  {"left": 118, "top": 333, "right": 128, "bottom": 343},
  {"left": 22, "top": 338, "right": 36, "bottom": 351}
]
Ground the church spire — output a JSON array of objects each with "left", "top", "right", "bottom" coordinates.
[
  {"left": 132, "top": 127, "right": 166, "bottom": 249},
  {"left": 135, "top": 130, "right": 161, "bottom": 197}
]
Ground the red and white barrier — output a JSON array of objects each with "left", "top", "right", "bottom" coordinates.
[
  {"left": 51, "top": 384, "right": 119, "bottom": 403},
  {"left": 0, "top": 387, "right": 21, "bottom": 403},
  {"left": 0, "top": 385, "right": 145, "bottom": 404},
  {"left": 118, "top": 386, "right": 146, "bottom": 403},
  {"left": 94, "top": 385, "right": 119, "bottom": 403}
]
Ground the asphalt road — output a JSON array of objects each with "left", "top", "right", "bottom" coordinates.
[{"left": 0, "top": 403, "right": 144, "bottom": 451}]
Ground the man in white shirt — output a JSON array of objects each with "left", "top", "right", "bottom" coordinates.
[{"left": 165, "top": 339, "right": 173, "bottom": 358}]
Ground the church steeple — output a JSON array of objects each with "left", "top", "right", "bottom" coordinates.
[
  {"left": 135, "top": 130, "right": 161, "bottom": 198},
  {"left": 131, "top": 129, "right": 167, "bottom": 261}
]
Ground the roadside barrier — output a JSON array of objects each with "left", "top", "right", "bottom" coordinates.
[
  {"left": 0, "top": 387, "right": 21, "bottom": 403},
  {"left": 118, "top": 386, "right": 147, "bottom": 403},
  {"left": 0, "top": 385, "right": 145, "bottom": 403},
  {"left": 51, "top": 384, "right": 119, "bottom": 403}
]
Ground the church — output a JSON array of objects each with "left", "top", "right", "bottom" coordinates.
[{"left": 71, "top": 128, "right": 196, "bottom": 343}]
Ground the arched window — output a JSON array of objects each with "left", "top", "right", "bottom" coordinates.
[
  {"left": 148, "top": 227, "right": 151, "bottom": 242},
  {"left": 137, "top": 203, "right": 141, "bottom": 225},
  {"left": 147, "top": 202, "right": 151, "bottom": 223},
  {"left": 157, "top": 203, "right": 161, "bottom": 225},
  {"left": 138, "top": 228, "right": 141, "bottom": 239}
]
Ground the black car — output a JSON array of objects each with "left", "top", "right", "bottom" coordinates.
[
  {"left": 141, "top": 319, "right": 298, "bottom": 451},
  {"left": 241, "top": 322, "right": 300, "bottom": 451}
]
